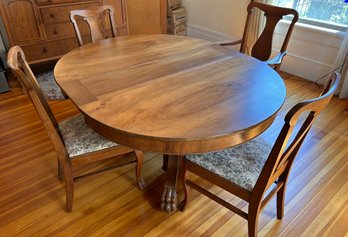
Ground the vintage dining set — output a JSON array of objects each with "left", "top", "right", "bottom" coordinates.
[{"left": 7, "top": 2, "right": 340, "bottom": 237}]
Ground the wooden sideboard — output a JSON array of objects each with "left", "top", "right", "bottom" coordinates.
[
  {"left": 127, "top": 0, "right": 167, "bottom": 34},
  {"left": 0, "top": 0, "right": 167, "bottom": 64}
]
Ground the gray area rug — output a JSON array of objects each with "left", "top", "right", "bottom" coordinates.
[{"left": 35, "top": 71, "right": 66, "bottom": 100}]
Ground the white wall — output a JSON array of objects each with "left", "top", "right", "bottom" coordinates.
[
  {"left": 182, "top": 0, "right": 347, "bottom": 83},
  {"left": 182, "top": 0, "right": 249, "bottom": 41},
  {"left": 272, "top": 22, "right": 345, "bottom": 82}
]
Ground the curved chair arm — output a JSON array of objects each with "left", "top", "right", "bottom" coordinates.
[
  {"left": 216, "top": 39, "right": 243, "bottom": 46},
  {"left": 266, "top": 51, "right": 287, "bottom": 66}
]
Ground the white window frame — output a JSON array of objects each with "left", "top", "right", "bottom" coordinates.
[
  {"left": 288, "top": 16, "right": 348, "bottom": 31},
  {"left": 273, "top": 1, "right": 348, "bottom": 32}
]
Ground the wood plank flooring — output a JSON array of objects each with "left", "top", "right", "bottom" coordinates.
[{"left": 0, "top": 72, "right": 347, "bottom": 237}]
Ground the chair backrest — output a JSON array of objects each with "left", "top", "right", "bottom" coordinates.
[
  {"left": 240, "top": 2, "right": 299, "bottom": 62},
  {"left": 70, "top": 5, "right": 117, "bottom": 46},
  {"left": 7, "top": 46, "right": 68, "bottom": 158},
  {"left": 255, "top": 72, "right": 340, "bottom": 194}
]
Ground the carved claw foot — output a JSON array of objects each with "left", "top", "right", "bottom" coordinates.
[
  {"left": 137, "top": 179, "right": 146, "bottom": 190},
  {"left": 161, "top": 186, "right": 177, "bottom": 212}
]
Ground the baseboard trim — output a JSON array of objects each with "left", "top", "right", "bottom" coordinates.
[
  {"left": 187, "top": 23, "right": 237, "bottom": 42},
  {"left": 272, "top": 49, "right": 333, "bottom": 69}
]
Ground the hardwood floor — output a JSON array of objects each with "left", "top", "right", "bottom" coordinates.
[{"left": 0, "top": 72, "right": 347, "bottom": 236}]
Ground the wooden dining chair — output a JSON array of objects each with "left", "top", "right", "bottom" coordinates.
[
  {"left": 7, "top": 46, "right": 145, "bottom": 212},
  {"left": 70, "top": 5, "right": 118, "bottom": 46},
  {"left": 219, "top": 2, "right": 298, "bottom": 71},
  {"left": 180, "top": 72, "right": 340, "bottom": 237}
]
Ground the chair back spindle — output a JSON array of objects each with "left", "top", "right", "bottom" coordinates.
[
  {"left": 70, "top": 5, "right": 118, "bottom": 46},
  {"left": 240, "top": 2, "right": 298, "bottom": 70}
]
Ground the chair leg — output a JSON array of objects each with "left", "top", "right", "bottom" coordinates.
[
  {"left": 57, "top": 159, "right": 63, "bottom": 180},
  {"left": 179, "top": 159, "right": 190, "bottom": 211},
  {"left": 134, "top": 150, "right": 145, "bottom": 190},
  {"left": 65, "top": 177, "right": 74, "bottom": 212},
  {"left": 61, "top": 164, "right": 74, "bottom": 212},
  {"left": 277, "top": 185, "right": 286, "bottom": 219},
  {"left": 248, "top": 209, "right": 260, "bottom": 237}
]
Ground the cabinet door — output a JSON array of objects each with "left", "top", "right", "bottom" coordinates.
[
  {"left": 0, "top": 0, "right": 45, "bottom": 45},
  {"left": 102, "top": 0, "right": 127, "bottom": 26},
  {"left": 102, "top": 0, "right": 129, "bottom": 34},
  {"left": 127, "top": 0, "right": 167, "bottom": 34}
]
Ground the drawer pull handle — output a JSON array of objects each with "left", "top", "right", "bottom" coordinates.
[
  {"left": 53, "top": 30, "right": 58, "bottom": 34},
  {"left": 50, "top": 13, "right": 55, "bottom": 18},
  {"left": 43, "top": 48, "right": 48, "bottom": 53},
  {"left": 47, "top": 0, "right": 52, "bottom": 2}
]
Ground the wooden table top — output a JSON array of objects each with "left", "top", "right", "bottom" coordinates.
[{"left": 54, "top": 34, "right": 286, "bottom": 154}]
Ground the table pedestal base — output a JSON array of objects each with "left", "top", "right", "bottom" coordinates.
[{"left": 161, "top": 155, "right": 182, "bottom": 213}]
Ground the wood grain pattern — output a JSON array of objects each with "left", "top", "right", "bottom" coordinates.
[
  {"left": 54, "top": 34, "right": 286, "bottom": 155},
  {"left": 126, "top": 0, "right": 167, "bottom": 34},
  {"left": 0, "top": 0, "right": 46, "bottom": 44},
  {"left": 0, "top": 72, "right": 347, "bottom": 236},
  {"left": 54, "top": 34, "right": 286, "bottom": 212}
]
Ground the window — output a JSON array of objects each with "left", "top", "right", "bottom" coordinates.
[{"left": 272, "top": 0, "right": 348, "bottom": 31}]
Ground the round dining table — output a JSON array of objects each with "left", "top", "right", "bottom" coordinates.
[{"left": 54, "top": 34, "right": 286, "bottom": 213}]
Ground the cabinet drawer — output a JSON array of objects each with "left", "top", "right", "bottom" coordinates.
[
  {"left": 36, "top": 0, "right": 99, "bottom": 6},
  {"left": 44, "top": 19, "right": 126, "bottom": 40},
  {"left": 21, "top": 29, "right": 125, "bottom": 63},
  {"left": 40, "top": 3, "right": 101, "bottom": 25},
  {"left": 102, "top": 0, "right": 127, "bottom": 26},
  {"left": 21, "top": 37, "right": 84, "bottom": 62},
  {"left": 45, "top": 21, "right": 90, "bottom": 40}
]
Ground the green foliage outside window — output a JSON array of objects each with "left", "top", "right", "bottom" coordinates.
[{"left": 272, "top": 0, "right": 348, "bottom": 26}]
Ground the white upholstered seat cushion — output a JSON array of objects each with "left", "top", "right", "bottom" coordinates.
[
  {"left": 185, "top": 136, "right": 272, "bottom": 191},
  {"left": 59, "top": 114, "right": 118, "bottom": 158}
]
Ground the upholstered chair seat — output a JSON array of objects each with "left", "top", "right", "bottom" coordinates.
[
  {"left": 59, "top": 114, "right": 118, "bottom": 158},
  {"left": 186, "top": 137, "right": 272, "bottom": 191}
]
